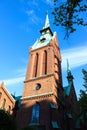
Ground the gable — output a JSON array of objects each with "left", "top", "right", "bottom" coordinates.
[{"left": 0, "top": 82, "right": 15, "bottom": 104}]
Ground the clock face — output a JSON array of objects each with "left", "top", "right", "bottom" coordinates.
[{"left": 36, "top": 84, "right": 41, "bottom": 90}]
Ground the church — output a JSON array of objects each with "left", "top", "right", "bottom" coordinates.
[{"left": 0, "top": 13, "right": 77, "bottom": 130}]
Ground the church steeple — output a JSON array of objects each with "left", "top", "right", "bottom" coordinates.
[
  {"left": 32, "top": 12, "right": 53, "bottom": 50},
  {"left": 67, "top": 59, "right": 73, "bottom": 83},
  {"left": 67, "top": 59, "right": 71, "bottom": 76},
  {"left": 40, "top": 12, "right": 53, "bottom": 35},
  {"left": 43, "top": 12, "right": 50, "bottom": 29}
]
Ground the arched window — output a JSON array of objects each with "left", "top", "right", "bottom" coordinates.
[
  {"left": 7, "top": 106, "right": 11, "bottom": 113},
  {"left": 42, "top": 51, "right": 47, "bottom": 75},
  {"left": 33, "top": 53, "right": 38, "bottom": 77},
  {"left": 2, "top": 98, "right": 6, "bottom": 109},
  {"left": 31, "top": 103, "right": 40, "bottom": 123},
  {"left": 0, "top": 92, "right": 2, "bottom": 99}
]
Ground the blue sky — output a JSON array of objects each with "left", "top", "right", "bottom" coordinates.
[{"left": 0, "top": 0, "right": 87, "bottom": 98}]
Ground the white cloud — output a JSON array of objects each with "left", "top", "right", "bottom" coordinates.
[
  {"left": 45, "top": 0, "right": 53, "bottom": 6},
  {"left": 28, "top": 0, "right": 38, "bottom": 7},
  {"left": 31, "top": 14, "right": 41, "bottom": 25},
  {"left": 61, "top": 45, "right": 87, "bottom": 70},
  {"left": 0, "top": 45, "right": 87, "bottom": 86},
  {"left": 25, "top": 10, "right": 34, "bottom": 16},
  {"left": 25, "top": 9, "right": 42, "bottom": 25},
  {"left": 14, "top": 68, "right": 26, "bottom": 77},
  {"left": 0, "top": 68, "right": 26, "bottom": 86},
  {"left": 0, "top": 77, "right": 25, "bottom": 86}
]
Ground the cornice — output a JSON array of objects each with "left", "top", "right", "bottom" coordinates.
[
  {"left": 21, "top": 92, "right": 54, "bottom": 100},
  {"left": 24, "top": 73, "right": 54, "bottom": 83}
]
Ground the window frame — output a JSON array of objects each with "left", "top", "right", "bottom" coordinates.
[{"left": 31, "top": 103, "right": 40, "bottom": 123}]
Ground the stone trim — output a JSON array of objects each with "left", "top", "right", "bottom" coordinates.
[
  {"left": 21, "top": 92, "right": 54, "bottom": 100},
  {"left": 24, "top": 73, "right": 54, "bottom": 83}
]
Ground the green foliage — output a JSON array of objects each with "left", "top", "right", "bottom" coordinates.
[
  {"left": 79, "top": 69, "right": 87, "bottom": 110},
  {"left": 0, "top": 109, "right": 17, "bottom": 130},
  {"left": 82, "top": 69, "right": 87, "bottom": 89},
  {"left": 77, "top": 69, "right": 87, "bottom": 122},
  {"left": 79, "top": 91, "right": 87, "bottom": 111},
  {"left": 52, "top": 0, "right": 87, "bottom": 39}
]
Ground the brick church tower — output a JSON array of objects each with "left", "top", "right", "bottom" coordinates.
[{"left": 16, "top": 13, "right": 64, "bottom": 130}]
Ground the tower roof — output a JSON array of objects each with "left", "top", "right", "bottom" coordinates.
[
  {"left": 32, "top": 12, "right": 56, "bottom": 50},
  {"left": 43, "top": 12, "right": 50, "bottom": 29},
  {"left": 40, "top": 12, "right": 53, "bottom": 35}
]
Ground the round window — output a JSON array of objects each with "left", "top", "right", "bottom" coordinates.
[{"left": 36, "top": 84, "right": 41, "bottom": 90}]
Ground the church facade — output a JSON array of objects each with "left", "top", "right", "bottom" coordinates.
[{"left": 0, "top": 13, "right": 77, "bottom": 130}]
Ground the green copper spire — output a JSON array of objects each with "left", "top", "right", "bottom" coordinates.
[
  {"left": 67, "top": 59, "right": 72, "bottom": 77},
  {"left": 67, "top": 59, "right": 71, "bottom": 75},
  {"left": 32, "top": 12, "right": 54, "bottom": 50},
  {"left": 43, "top": 12, "right": 50, "bottom": 29},
  {"left": 66, "top": 59, "right": 73, "bottom": 83}
]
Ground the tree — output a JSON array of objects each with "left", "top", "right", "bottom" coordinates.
[
  {"left": 52, "top": 0, "right": 87, "bottom": 39},
  {"left": 0, "top": 109, "right": 17, "bottom": 130},
  {"left": 78, "top": 69, "right": 87, "bottom": 110},
  {"left": 77, "top": 69, "right": 87, "bottom": 129},
  {"left": 82, "top": 69, "right": 87, "bottom": 89}
]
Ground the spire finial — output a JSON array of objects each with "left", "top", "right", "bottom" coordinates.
[
  {"left": 67, "top": 59, "right": 70, "bottom": 73},
  {"left": 43, "top": 11, "right": 50, "bottom": 29},
  {"left": 66, "top": 59, "right": 74, "bottom": 83},
  {"left": 67, "top": 59, "right": 72, "bottom": 76}
]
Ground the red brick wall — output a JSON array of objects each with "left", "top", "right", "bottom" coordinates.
[
  {"left": 16, "top": 95, "right": 58, "bottom": 130},
  {"left": 0, "top": 83, "right": 15, "bottom": 114},
  {"left": 17, "top": 35, "right": 63, "bottom": 130}
]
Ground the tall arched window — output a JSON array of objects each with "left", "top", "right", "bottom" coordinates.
[
  {"left": 33, "top": 53, "right": 38, "bottom": 77},
  {"left": 0, "top": 92, "right": 2, "bottom": 99},
  {"left": 7, "top": 106, "right": 11, "bottom": 113},
  {"left": 2, "top": 98, "right": 6, "bottom": 109},
  {"left": 31, "top": 103, "right": 40, "bottom": 123},
  {"left": 42, "top": 51, "right": 47, "bottom": 75}
]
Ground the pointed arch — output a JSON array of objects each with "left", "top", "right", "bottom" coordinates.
[{"left": 42, "top": 50, "right": 47, "bottom": 75}]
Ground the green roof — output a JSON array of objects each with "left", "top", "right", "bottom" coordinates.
[
  {"left": 64, "top": 82, "right": 72, "bottom": 96},
  {"left": 50, "top": 102, "right": 57, "bottom": 109},
  {"left": 31, "top": 13, "right": 57, "bottom": 50},
  {"left": 51, "top": 121, "right": 60, "bottom": 128},
  {"left": 32, "top": 32, "right": 56, "bottom": 50},
  {"left": 15, "top": 96, "right": 22, "bottom": 101},
  {"left": 66, "top": 113, "right": 73, "bottom": 118}
]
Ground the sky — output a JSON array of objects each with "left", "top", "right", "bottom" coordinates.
[{"left": 0, "top": 0, "right": 87, "bottom": 98}]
